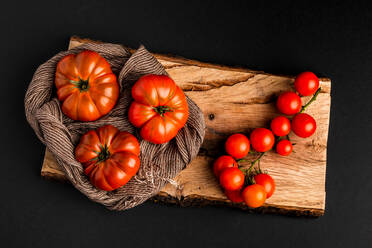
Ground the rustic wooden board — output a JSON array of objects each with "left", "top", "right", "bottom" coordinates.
[{"left": 41, "top": 36, "right": 331, "bottom": 216}]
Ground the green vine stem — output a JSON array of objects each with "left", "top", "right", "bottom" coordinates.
[
  {"left": 248, "top": 152, "right": 265, "bottom": 173},
  {"left": 299, "top": 87, "right": 321, "bottom": 113},
  {"left": 238, "top": 152, "right": 265, "bottom": 175}
]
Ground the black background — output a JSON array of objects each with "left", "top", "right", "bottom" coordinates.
[{"left": 1, "top": 1, "right": 371, "bottom": 247}]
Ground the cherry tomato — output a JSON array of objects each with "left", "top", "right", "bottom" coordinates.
[
  {"left": 292, "top": 113, "right": 316, "bottom": 138},
  {"left": 242, "top": 184, "right": 267, "bottom": 208},
  {"left": 294, "top": 71, "right": 319, "bottom": 96},
  {"left": 213, "top": 155, "right": 237, "bottom": 177},
  {"left": 276, "top": 139, "right": 293, "bottom": 156},
  {"left": 225, "top": 133, "right": 250, "bottom": 159},
  {"left": 224, "top": 189, "right": 244, "bottom": 203},
  {"left": 270, "top": 116, "right": 291, "bottom": 136},
  {"left": 254, "top": 173, "right": 275, "bottom": 198},
  {"left": 276, "top": 91, "right": 302, "bottom": 115},
  {"left": 250, "top": 128, "right": 275, "bottom": 152},
  {"left": 219, "top": 167, "right": 245, "bottom": 191}
]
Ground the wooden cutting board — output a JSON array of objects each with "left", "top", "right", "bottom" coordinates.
[{"left": 41, "top": 36, "right": 331, "bottom": 216}]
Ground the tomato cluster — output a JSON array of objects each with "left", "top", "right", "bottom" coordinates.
[
  {"left": 213, "top": 71, "right": 321, "bottom": 208},
  {"left": 213, "top": 133, "right": 275, "bottom": 208},
  {"left": 274, "top": 71, "right": 320, "bottom": 152},
  {"left": 56, "top": 50, "right": 189, "bottom": 145},
  {"left": 56, "top": 51, "right": 190, "bottom": 191}
]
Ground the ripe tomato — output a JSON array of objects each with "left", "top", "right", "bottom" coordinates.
[
  {"left": 219, "top": 167, "right": 245, "bottom": 191},
  {"left": 270, "top": 116, "right": 291, "bottom": 136},
  {"left": 225, "top": 189, "right": 244, "bottom": 203},
  {"left": 250, "top": 128, "right": 275, "bottom": 152},
  {"left": 254, "top": 173, "right": 275, "bottom": 198},
  {"left": 276, "top": 139, "right": 293, "bottom": 156},
  {"left": 292, "top": 113, "right": 316, "bottom": 138},
  {"left": 225, "top": 133, "right": 250, "bottom": 159},
  {"left": 294, "top": 71, "right": 319, "bottom": 96},
  {"left": 55, "top": 50, "right": 119, "bottom": 121},
  {"left": 75, "top": 125, "right": 140, "bottom": 191},
  {"left": 276, "top": 91, "right": 302, "bottom": 115},
  {"left": 242, "top": 184, "right": 267, "bottom": 208},
  {"left": 128, "top": 75, "right": 189, "bottom": 144},
  {"left": 213, "top": 155, "right": 237, "bottom": 177}
]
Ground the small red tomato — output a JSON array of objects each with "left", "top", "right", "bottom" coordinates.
[
  {"left": 219, "top": 167, "right": 245, "bottom": 191},
  {"left": 224, "top": 189, "right": 244, "bottom": 203},
  {"left": 276, "top": 92, "right": 302, "bottom": 115},
  {"left": 254, "top": 173, "right": 275, "bottom": 198},
  {"left": 294, "top": 71, "right": 319, "bottom": 96},
  {"left": 213, "top": 155, "right": 237, "bottom": 177},
  {"left": 270, "top": 116, "right": 291, "bottom": 136},
  {"left": 276, "top": 139, "right": 293, "bottom": 156},
  {"left": 242, "top": 184, "right": 267, "bottom": 208},
  {"left": 292, "top": 113, "right": 316, "bottom": 138},
  {"left": 225, "top": 133, "right": 250, "bottom": 159},
  {"left": 250, "top": 128, "right": 275, "bottom": 152}
]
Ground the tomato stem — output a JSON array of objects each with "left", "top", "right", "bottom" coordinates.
[
  {"left": 97, "top": 143, "right": 110, "bottom": 162},
  {"left": 70, "top": 77, "right": 90, "bottom": 92},
  {"left": 300, "top": 87, "right": 321, "bottom": 113},
  {"left": 153, "top": 105, "right": 174, "bottom": 117}
]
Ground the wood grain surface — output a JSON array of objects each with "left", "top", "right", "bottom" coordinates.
[{"left": 41, "top": 36, "right": 331, "bottom": 216}]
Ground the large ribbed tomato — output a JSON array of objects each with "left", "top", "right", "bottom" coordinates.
[
  {"left": 75, "top": 125, "right": 140, "bottom": 191},
  {"left": 55, "top": 50, "right": 119, "bottom": 121},
  {"left": 128, "top": 74, "right": 189, "bottom": 144}
]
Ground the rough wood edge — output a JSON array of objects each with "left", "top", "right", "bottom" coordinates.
[
  {"left": 69, "top": 36, "right": 332, "bottom": 85},
  {"left": 151, "top": 192, "right": 325, "bottom": 217},
  {"left": 40, "top": 171, "right": 324, "bottom": 217},
  {"left": 40, "top": 36, "right": 330, "bottom": 217}
]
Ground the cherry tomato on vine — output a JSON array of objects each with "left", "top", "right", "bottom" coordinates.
[
  {"left": 213, "top": 155, "right": 237, "bottom": 177},
  {"left": 242, "top": 184, "right": 267, "bottom": 208},
  {"left": 276, "top": 91, "right": 302, "bottom": 115},
  {"left": 224, "top": 189, "right": 244, "bottom": 203},
  {"left": 270, "top": 116, "right": 291, "bottom": 136},
  {"left": 225, "top": 133, "right": 250, "bottom": 159},
  {"left": 294, "top": 71, "right": 319, "bottom": 96},
  {"left": 250, "top": 128, "right": 275, "bottom": 152},
  {"left": 292, "top": 113, "right": 316, "bottom": 138},
  {"left": 219, "top": 167, "right": 245, "bottom": 191},
  {"left": 276, "top": 139, "right": 293, "bottom": 156},
  {"left": 254, "top": 173, "right": 275, "bottom": 198}
]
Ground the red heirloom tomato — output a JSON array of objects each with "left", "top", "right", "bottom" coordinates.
[
  {"left": 254, "top": 173, "right": 275, "bottom": 198},
  {"left": 128, "top": 75, "right": 189, "bottom": 144},
  {"left": 75, "top": 125, "right": 140, "bottom": 191},
  {"left": 276, "top": 139, "right": 293, "bottom": 156},
  {"left": 242, "top": 184, "right": 267, "bottom": 208},
  {"left": 276, "top": 91, "right": 302, "bottom": 115},
  {"left": 225, "top": 133, "right": 250, "bottom": 159},
  {"left": 270, "top": 116, "right": 291, "bottom": 136},
  {"left": 213, "top": 155, "right": 238, "bottom": 177},
  {"left": 219, "top": 167, "right": 245, "bottom": 191},
  {"left": 55, "top": 50, "right": 119, "bottom": 121},
  {"left": 225, "top": 189, "right": 244, "bottom": 203},
  {"left": 292, "top": 113, "right": 316, "bottom": 138},
  {"left": 294, "top": 71, "right": 319, "bottom": 96},
  {"left": 250, "top": 128, "right": 275, "bottom": 152}
]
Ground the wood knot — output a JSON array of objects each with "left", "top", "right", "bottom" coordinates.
[{"left": 208, "top": 113, "right": 215, "bottom": 120}]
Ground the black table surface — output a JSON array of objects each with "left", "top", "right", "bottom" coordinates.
[{"left": 1, "top": 1, "right": 371, "bottom": 247}]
